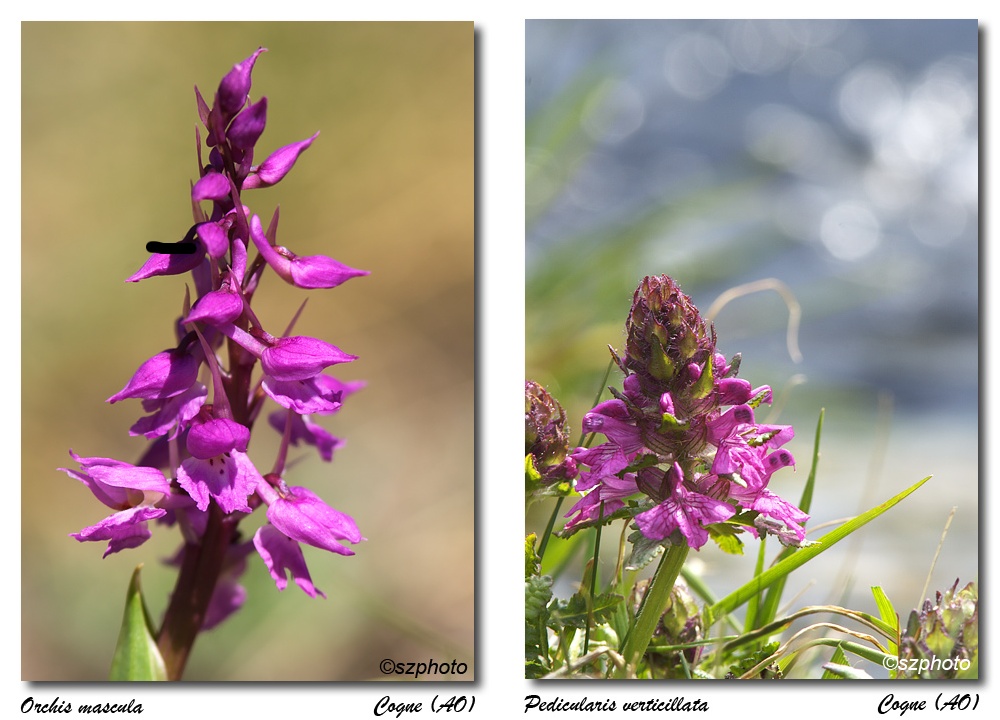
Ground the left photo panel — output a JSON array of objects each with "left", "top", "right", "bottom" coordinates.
[{"left": 22, "top": 22, "right": 474, "bottom": 681}]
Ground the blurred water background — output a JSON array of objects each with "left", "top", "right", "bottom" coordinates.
[
  {"left": 22, "top": 22, "right": 473, "bottom": 681},
  {"left": 525, "top": 19, "right": 977, "bottom": 677}
]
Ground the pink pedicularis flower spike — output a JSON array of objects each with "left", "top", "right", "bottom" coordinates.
[{"left": 565, "top": 274, "right": 808, "bottom": 549}]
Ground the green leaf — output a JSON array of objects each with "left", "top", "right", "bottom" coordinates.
[
  {"left": 708, "top": 522, "right": 745, "bottom": 556},
  {"left": 871, "top": 585, "right": 900, "bottom": 657},
  {"left": 607, "top": 579, "right": 634, "bottom": 649},
  {"left": 525, "top": 533, "right": 541, "bottom": 579},
  {"left": 756, "top": 409, "right": 824, "bottom": 630},
  {"left": 525, "top": 454, "right": 542, "bottom": 484},
  {"left": 690, "top": 352, "right": 714, "bottom": 399},
  {"left": 525, "top": 573, "right": 554, "bottom": 677},
  {"left": 810, "top": 638, "right": 897, "bottom": 668},
  {"left": 625, "top": 527, "right": 667, "bottom": 572},
  {"left": 704, "top": 475, "right": 931, "bottom": 627},
  {"left": 550, "top": 591, "right": 624, "bottom": 629},
  {"left": 728, "top": 641, "right": 782, "bottom": 679},
  {"left": 797, "top": 408, "right": 823, "bottom": 515},
  {"left": 109, "top": 565, "right": 167, "bottom": 681},
  {"left": 743, "top": 534, "right": 768, "bottom": 634}
]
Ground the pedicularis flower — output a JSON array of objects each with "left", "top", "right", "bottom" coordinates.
[
  {"left": 898, "top": 580, "right": 978, "bottom": 679},
  {"left": 525, "top": 381, "right": 578, "bottom": 486},
  {"left": 564, "top": 275, "right": 808, "bottom": 550},
  {"left": 62, "top": 48, "right": 367, "bottom": 634}
]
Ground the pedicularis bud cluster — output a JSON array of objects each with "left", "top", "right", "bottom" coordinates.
[
  {"left": 61, "top": 48, "right": 367, "bottom": 627},
  {"left": 565, "top": 274, "right": 808, "bottom": 550},
  {"left": 898, "top": 580, "right": 978, "bottom": 679},
  {"left": 525, "top": 381, "right": 578, "bottom": 486}
]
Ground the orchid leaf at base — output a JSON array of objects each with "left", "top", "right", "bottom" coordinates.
[{"left": 109, "top": 565, "right": 167, "bottom": 681}]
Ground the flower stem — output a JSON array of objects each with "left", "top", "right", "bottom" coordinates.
[
  {"left": 156, "top": 504, "right": 236, "bottom": 680},
  {"left": 536, "top": 497, "right": 564, "bottom": 561},
  {"left": 583, "top": 502, "right": 605, "bottom": 654},
  {"left": 616, "top": 543, "right": 690, "bottom": 678}
]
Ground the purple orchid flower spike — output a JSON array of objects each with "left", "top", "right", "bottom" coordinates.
[{"left": 64, "top": 48, "right": 368, "bottom": 680}]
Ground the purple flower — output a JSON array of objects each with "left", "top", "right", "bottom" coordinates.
[
  {"left": 261, "top": 376, "right": 342, "bottom": 414},
  {"left": 107, "top": 347, "right": 200, "bottom": 404},
  {"left": 184, "top": 276, "right": 244, "bottom": 327},
  {"left": 268, "top": 410, "right": 345, "bottom": 462},
  {"left": 60, "top": 452, "right": 171, "bottom": 557},
  {"left": 581, "top": 399, "right": 645, "bottom": 449},
  {"left": 261, "top": 335, "right": 357, "bottom": 382},
  {"left": 566, "top": 275, "right": 808, "bottom": 549},
  {"left": 129, "top": 382, "right": 208, "bottom": 440},
  {"left": 314, "top": 374, "right": 366, "bottom": 403},
  {"left": 569, "top": 442, "right": 632, "bottom": 493},
  {"left": 176, "top": 418, "right": 262, "bottom": 513},
  {"left": 127, "top": 249, "right": 205, "bottom": 283},
  {"left": 194, "top": 221, "right": 230, "bottom": 259},
  {"left": 217, "top": 47, "right": 266, "bottom": 121},
  {"left": 242, "top": 133, "right": 319, "bottom": 189},
  {"left": 747, "top": 490, "right": 809, "bottom": 546},
  {"left": 192, "top": 171, "right": 232, "bottom": 202},
  {"left": 634, "top": 466, "right": 735, "bottom": 549},
  {"left": 61, "top": 451, "right": 173, "bottom": 504},
  {"left": 71, "top": 506, "right": 168, "bottom": 558},
  {"left": 564, "top": 472, "right": 638, "bottom": 530},
  {"left": 227, "top": 97, "right": 268, "bottom": 152},
  {"left": 248, "top": 213, "right": 368, "bottom": 289},
  {"left": 265, "top": 484, "right": 363, "bottom": 556},
  {"left": 253, "top": 524, "right": 326, "bottom": 598}
]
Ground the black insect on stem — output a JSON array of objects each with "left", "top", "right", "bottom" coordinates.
[{"left": 146, "top": 224, "right": 200, "bottom": 255}]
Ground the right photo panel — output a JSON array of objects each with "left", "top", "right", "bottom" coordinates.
[{"left": 525, "top": 20, "right": 978, "bottom": 681}]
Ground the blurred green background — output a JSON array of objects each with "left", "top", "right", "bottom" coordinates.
[
  {"left": 22, "top": 22, "right": 473, "bottom": 681},
  {"left": 525, "top": 20, "right": 977, "bottom": 675}
]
